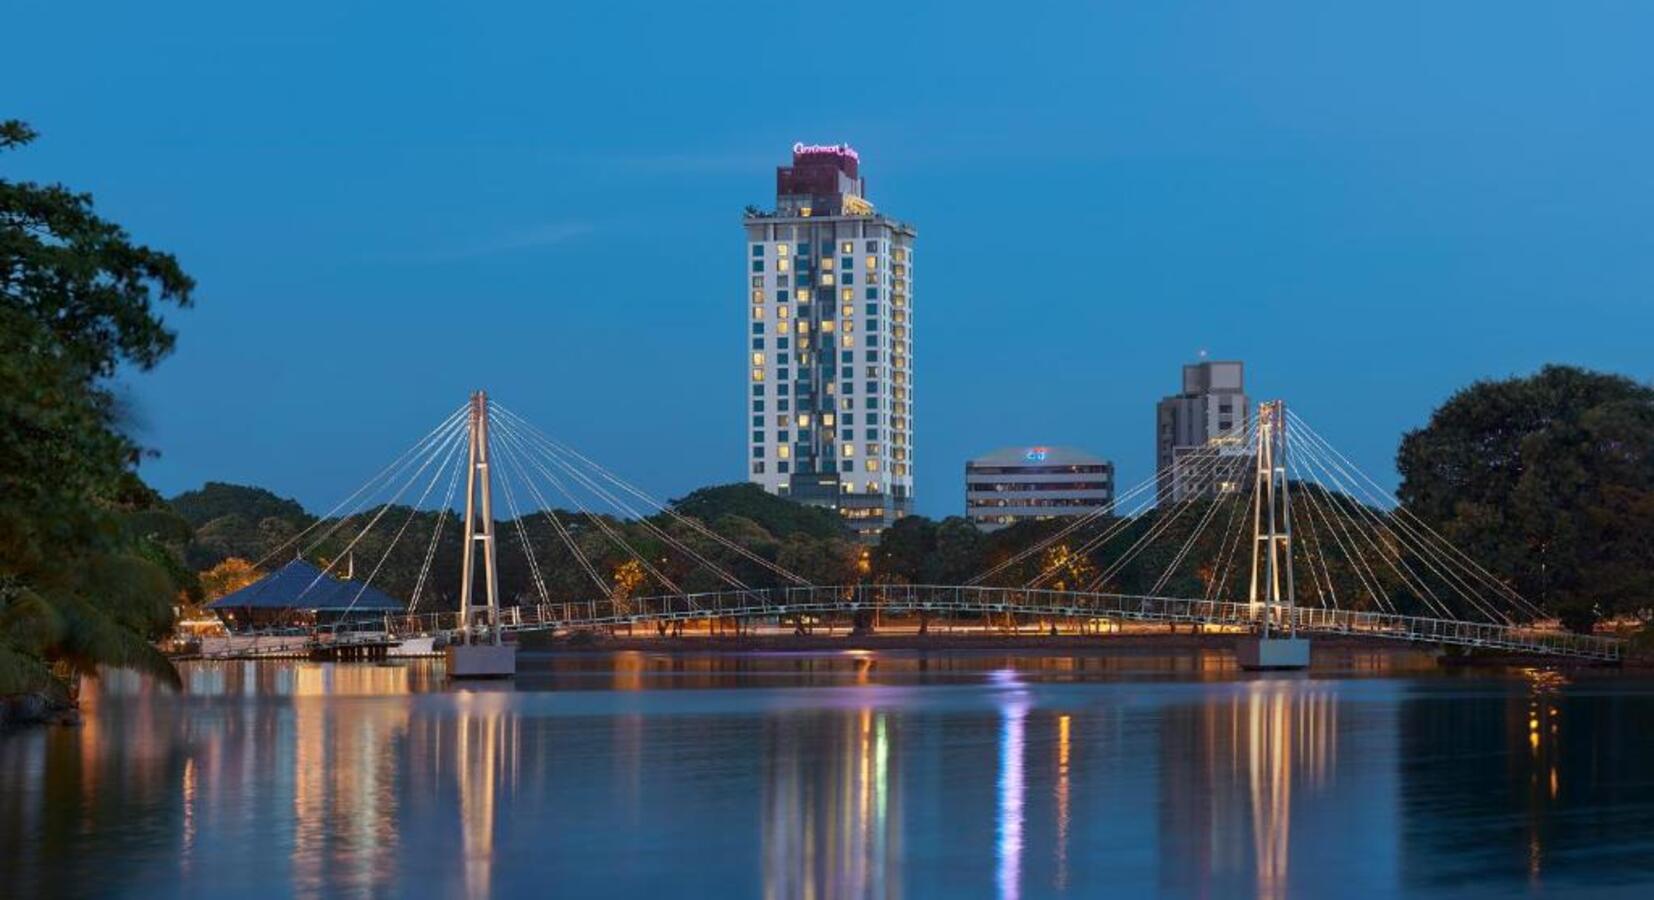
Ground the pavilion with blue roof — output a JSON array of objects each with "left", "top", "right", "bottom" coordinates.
[{"left": 206, "top": 558, "right": 405, "bottom": 630}]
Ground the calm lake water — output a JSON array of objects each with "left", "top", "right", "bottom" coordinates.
[{"left": 3, "top": 650, "right": 1653, "bottom": 898}]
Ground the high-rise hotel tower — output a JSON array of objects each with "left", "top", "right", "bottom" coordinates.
[{"left": 745, "top": 143, "right": 916, "bottom": 539}]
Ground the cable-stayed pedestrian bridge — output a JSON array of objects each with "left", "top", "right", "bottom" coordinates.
[{"left": 242, "top": 393, "right": 1625, "bottom": 666}]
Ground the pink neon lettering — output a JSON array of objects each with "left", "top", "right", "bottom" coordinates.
[{"left": 792, "top": 142, "right": 859, "bottom": 161}]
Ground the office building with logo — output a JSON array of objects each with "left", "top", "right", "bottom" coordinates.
[{"left": 965, "top": 446, "right": 1115, "bottom": 531}]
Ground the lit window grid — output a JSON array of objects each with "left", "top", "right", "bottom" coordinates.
[{"left": 745, "top": 230, "right": 912, "bottom": 498}]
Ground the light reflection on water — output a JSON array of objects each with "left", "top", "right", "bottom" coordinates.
[
  {"left": 1, "top": 653, "right": 1653, "bottom": 898},
  {"left": 995, "top": 670, "right": 1029, "bottom": 900}
]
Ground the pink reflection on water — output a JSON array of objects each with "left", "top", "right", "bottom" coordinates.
[{"left": 994, "top": 669, "right": 1028, "bottom": 900}]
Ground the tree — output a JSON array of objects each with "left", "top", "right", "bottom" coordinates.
[
  {"left": 924, "top": 517, "right": 986, "bottom": 585},
  {"left": 200, "top": 558, "right": 262, "bottom": 601},
  {"left": 671, "top": 483, "right": 846, "bottom": 540},
  {"left": 171, "top": 482, "right": 308, "bottom": 529},
  {"left": 1037, "top": 544, "right": 1096, "bottom": 594},
  {"left": 1, "top": 120, "right": 195, "bottom": 700},
  {"left": 1397, "top": 366, "right": 1654, "bottom": 632},
  {"left": 776, "top": 535, "right": 862, "bottom": 586},
  {"left": 872, "top": 516, "right": 935, "bottom": 584}
]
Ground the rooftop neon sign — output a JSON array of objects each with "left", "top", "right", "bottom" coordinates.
[
  {"left": 793, "top": 142, "right": 859, "bottom": 161},
  {"left": 1025, "top": 448, "right": 1048, "bottom": 461}
]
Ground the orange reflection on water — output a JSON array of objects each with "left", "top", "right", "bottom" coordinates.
[
  {"left": 1247, "top": 684, "right": 1289, "bottom": 900},
  {"left": 1159, "top": 679, "right": 1338, "bottom": 898},
  {"left": 1517, "top": 667, "right": 1568, "bottom": 884},
  {"left": 289, "top": 663, "right": 413, "bottom": 895},
  {"left": 1054, "top": 714, "right": 1071, "bottom": 892},
  {"left": 762, "top": 706, "right": 900, "bottom": 900},
  {"left": 453, "top": 689, "right": 516, "bottom": 900}
]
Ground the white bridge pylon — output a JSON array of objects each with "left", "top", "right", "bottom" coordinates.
[
  {"left": 448, "top": 390, "right": 515, "bottom": 677},
  {"left": 1241, "top": 400, "right": 1309, "bottom": 668},
  {"left": 1248, "top": 399, "right": 1296, "bottom": 634},
  {"left": 458, "top": 389, "right": 502, "bottom": 645}
]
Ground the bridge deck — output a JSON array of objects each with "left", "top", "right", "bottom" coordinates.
[{"left": 381, "top": 585, "right": 1622, "bottom": 662}]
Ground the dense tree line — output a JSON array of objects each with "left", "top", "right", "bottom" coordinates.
[{"left": 177, "top": 481, "right": 1421, "bottom": 621}]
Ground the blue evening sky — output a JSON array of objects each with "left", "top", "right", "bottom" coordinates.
[{"left": 8, "top": 1, "right": 1652, "bottom": 517}]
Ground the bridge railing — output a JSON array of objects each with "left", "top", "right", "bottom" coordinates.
[{"left": 374, "top": 584, "right": 1623, "bottom": 661}]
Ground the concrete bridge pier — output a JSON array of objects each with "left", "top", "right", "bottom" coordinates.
[
  {"left": 1237, "top": 636, "right": 1311, "bottom": 670},
  {"left": 447, "top": 642, "right": 516, "bottom": 678}
]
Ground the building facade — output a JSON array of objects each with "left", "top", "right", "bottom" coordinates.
[
  {"left": 1155, "top": 360, "right": 1251, "bottom": 505},
  {"left": 965, "top": 446, "right": 1115, "bottom": 532},
  {"left": 745, "top": 143, "right": 916, "bottom": 540}
]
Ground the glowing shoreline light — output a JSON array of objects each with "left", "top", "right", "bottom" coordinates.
[{"left": 793, "top": 142, "right": 859, "bottom": 161}]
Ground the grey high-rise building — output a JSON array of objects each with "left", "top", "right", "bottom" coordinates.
[
  {"left": 1155, "top": 360, "right": 1251, "bottom": 505},
  {"left": 744, "top": 143, "right": 916, "bottom": 541}
]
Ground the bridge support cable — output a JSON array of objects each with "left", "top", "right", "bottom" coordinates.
[
  {"left": 293, "top": 411, "right": 469, "bottom": 568},
  {"left": 482, "top": 415, "right": 744, "bottom": 598},
  {"left": 1278, "top": 426, "right": 1412, "bottom": 614},
  {"left": 408, "top": 438, "right": 466, "bottom": 614},
  {"left": 1280, "top": 454, "right": 1338, "bottom": 610},
  {"left": 1022, "top": 431, "right": 1250, "bottom": 590},
  {"left": 485, "top": 418, "right": 683, "bottom": 596},
  {"left": 340, "top": 421, "right": 472, "bottom": 619},
  {"left": 1286, "top": 411, "right": 1511, "bottom": 616},
  {"left": 489, "top": 404, "right": 802, "bottom": 589},
  {"left": 968, "top": 433, "right": 1234, "bottom": 586},
  {"left": 1150, "top": 454, "right": 1257, "bottom": 596},
  {"left": 307, "top": 420, "right": 469, "bottom": 609},
  {"left": 1297, "top": 421, "right": 1529, "bottom": 623},
  {"left": 277, "top": 414, "right": 469, "bottom": 621},
  {"left": 1078, "top": 437, "right": 1255, "bottom": 593},
  {"left": 489, "top": 415, "right": 754, "bottom": 595},
  {"left": 486, "top": 418, "right": 670, "bottom": 599},
  {"left": 487, "top": 428, "right": 610, "bottom": 598},
  {"left": 969, "top": 434, "right": 1234, "bottom": 586},
  {"left": 987, "top": 421, "right": 1258, "bottom": 589},
  {"left": 1147, "top": 492, "right": 1228, "bottom": 596},
  {"left": 489, "top": 402, "right": 808, "bottom": 588},
  {"left": 1091, "top": 426, "right": 1257, "bottom": 595},
  {"left": 1294, "top": 433, "right": 1481, "bottom": 619},
  {"left": 1286, "top": 410, "right": 1545, "bottom": 621},
  {"left": 1070, "top": 427, "right": 1258, "bottom": 591},
  {"left": 250, "top": 404, "right": 468, "bottom": 570},
  {"left": 1289, "top": 435, "right": 1450, "bottom": 617},
  {"left": 1286, "top": 454, "right": 1394, "bottom": 613},
  {"left": 488, "top": 432, "right": 553, "bottom": 609},
  {"left": 1287, "top": 448, "right": 1391, "bottom": 612},
  {"left": 1204, "top": 465, "right": 1260, "bottom": 602},
  {"left": 1286, "top": 425, "right": 1502, "bottom": 622}
]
